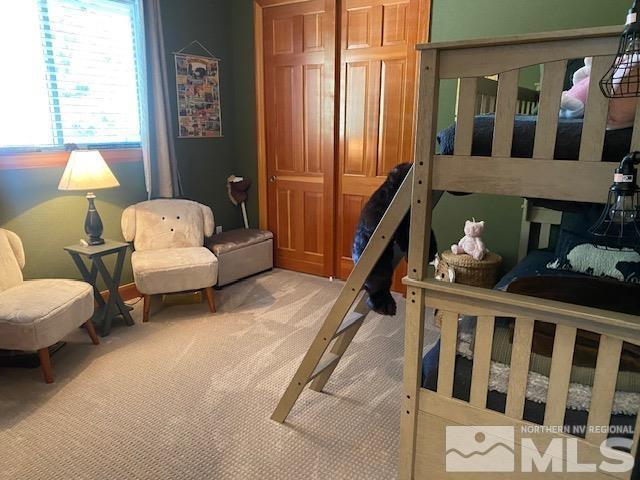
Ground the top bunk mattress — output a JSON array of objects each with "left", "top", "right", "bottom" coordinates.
[{"left": 438, "top": 114, "right": 632, "bottom": 162}]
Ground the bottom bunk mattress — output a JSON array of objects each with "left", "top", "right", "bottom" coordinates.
[{"left": 421, "top": 333, "right": 639, "bottom": 430}]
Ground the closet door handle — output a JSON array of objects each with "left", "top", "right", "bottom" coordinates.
[{"left": 269, "top": 175, "right": 278, "bottom": 183}]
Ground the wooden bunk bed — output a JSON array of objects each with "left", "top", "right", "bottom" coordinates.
[{"left": 400, "top": 25, "right": 640, "bottom": 479}]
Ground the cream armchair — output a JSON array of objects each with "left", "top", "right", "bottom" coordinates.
[
  {"left": 0, "top": 228, "right": 98, "bottom": 383},
  {"left": 121, "top": 199, "right": 218, "bottom": 322}
]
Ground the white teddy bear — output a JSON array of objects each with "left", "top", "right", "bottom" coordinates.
[{"left": 451, "top": 219, "right": 487, "bottom": 261}]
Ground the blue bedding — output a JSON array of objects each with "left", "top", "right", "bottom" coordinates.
[
  {"left": 437, "top": 114, "right": 632, "bottom": 162},
  {"left": 493, "top": 249, "right": 585, "bottom": 291}
]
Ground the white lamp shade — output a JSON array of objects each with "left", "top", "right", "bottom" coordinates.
[{"left": 58, "top": 150, "right": 120, "bottom": 191}]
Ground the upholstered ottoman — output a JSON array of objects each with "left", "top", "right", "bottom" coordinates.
[{"left": 207, "top": 229, "right": 273, "bottom": 287}]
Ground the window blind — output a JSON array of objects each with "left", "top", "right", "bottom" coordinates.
[{"left": 0, "top": 0, "right": 143, "bottom": 150}]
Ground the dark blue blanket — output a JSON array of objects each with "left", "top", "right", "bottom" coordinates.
[
  {"left": 438, "top": 114, "right": 632, "bottom": 162},
  {"left": 437, "top": 115, "right": 631, "bottom": 211}
]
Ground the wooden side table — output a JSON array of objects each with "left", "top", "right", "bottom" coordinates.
[{"left": 64, "top": 240, "right": 134, "bottom": 336}]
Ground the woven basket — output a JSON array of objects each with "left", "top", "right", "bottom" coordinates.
[{"left": 440, "top": 250, "right": 503, "bottom": 288}]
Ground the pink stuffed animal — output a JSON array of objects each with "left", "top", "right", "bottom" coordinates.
[
  {"left": 451, "top": 220, "right": 487, "bottom": 261},
  {"left": 560, "top": 57, "right": 638, "bottom": 130}
]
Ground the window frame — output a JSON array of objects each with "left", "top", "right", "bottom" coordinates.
[{"left": 0, "top": 147, "right": 142, "bottom": 170}]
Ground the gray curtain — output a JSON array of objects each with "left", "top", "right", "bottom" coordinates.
[{"left": 139, "top": 0, "right": 183, "bottom": 198}]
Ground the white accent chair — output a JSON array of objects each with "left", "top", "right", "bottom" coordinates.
[
  {"left": 0, "top": 228, "right": 98, "bottom": 383},
  {"left": 121, "top": 199, "right": 218, "bottom": 322}
]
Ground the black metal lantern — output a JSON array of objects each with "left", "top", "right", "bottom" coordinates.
[
  {"left": 600, "top": 0, "right": 640, "bottom": 98},
  {"left": 589, "top": 152, "right": 640, "bottom": 247}
]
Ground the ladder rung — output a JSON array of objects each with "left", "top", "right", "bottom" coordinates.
[
  {"left": 333, "top": 311, "right": 366, "bottom": 339},
  {"left": 309, "top": 353, "right": 340, "bottom": 382}
]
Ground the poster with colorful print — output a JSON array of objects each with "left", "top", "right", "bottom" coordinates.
[{"left": 174, "top": 53, "right": 222, "bottom": 138}]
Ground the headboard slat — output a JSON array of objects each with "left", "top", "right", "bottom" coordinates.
[
  {"left": 533, "top": 60, "right": 567, "bottom": 160},
  {"left": 579, "top": 55, "right": 615, "bottom": 162},
  {"left": 454, "top": 77, "right": 478, "bottom": 156},
  {"left": 492, "top": 70, "right": 519, "bottom": 157},
  {"left": 469, "top": 315, "right": 495, "bottom": 408},
  {"left": 543, "top": 324, "right": 577, "bottom": 426},
  {"left": 505, "top": 316, "right": 535, "bottom": 419},
  {"left": 436, "top": 311, "right": 459, "bottom": 397},
  {"left": 585, "top": 335, "right": 623, "bottom": 445},
  {"left": 586, "top": 335, "right": 622, "bottom": 445}
]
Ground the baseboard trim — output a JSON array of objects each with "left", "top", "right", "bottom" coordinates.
[{"left": 100, "top": 283, "right": 141, "bottom": 302}]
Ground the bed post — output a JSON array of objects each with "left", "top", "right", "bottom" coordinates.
[{"left": 399, "top": 46, "right": 440, "bottom": 479}]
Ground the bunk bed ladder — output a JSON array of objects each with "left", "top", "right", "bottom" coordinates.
[{"left": 270, "top": 167, "right": 414, "bottom": 423}]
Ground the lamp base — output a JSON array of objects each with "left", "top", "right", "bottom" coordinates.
[
  {"left": 87, "top": 237, "right": 106, "bottom": 246},
  {"left": 84, "top": 192, "right": 105, "bottom": 246}
]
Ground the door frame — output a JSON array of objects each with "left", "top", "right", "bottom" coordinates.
[{"left": 253, "top": 0, "right": 268, "bottom": 230}]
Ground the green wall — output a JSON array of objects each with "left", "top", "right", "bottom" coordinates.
[
  {"left": 161, "top": 0, "right": 257, "bottom": 233},
  {"left": 0, "top": 0, "right": 257, "bottom": 284},
  {"left": 0, "top": 162, "right": 146, "bottom": 286},
  {"left": 230, "top": 1, "right": 260, "bottom": 229},
  {"left": 430, "top": 0, "right": 630, "bottom": 270}
]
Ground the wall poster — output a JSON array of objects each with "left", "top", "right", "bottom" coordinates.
[{"left": 174, "top": 52, "right": 222, "bottom": 138}]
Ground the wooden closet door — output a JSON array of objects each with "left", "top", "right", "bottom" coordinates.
[
  {"left": 336, "top": 0, "right": 426, "bottom": 286},
  {"left": 262, "top": 0, "right": 336, "bottom": 277}
]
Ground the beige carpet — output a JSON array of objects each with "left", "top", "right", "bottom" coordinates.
[{"left": 0, "top": 269, "right": 438, "bottom": 480}]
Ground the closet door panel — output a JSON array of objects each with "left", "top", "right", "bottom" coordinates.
[
  {"left": 336, "top": 0, "right": 423, "bottom": 292},
  {"left": 275, "top": 186, "right": 295, "bottom": 252},
  {"left": 303, "top": 190, "right": 325, "bottom": 255},
  {"left": 382, "top": 3, "right": 408, "bottom": 45},
  {"left": 304, "top": 64, "right": 323, "bottom": 174},
  {"left": 344, "top": 62, "right": 371, "bottom": 175},
  {"left": 303, "top": 12, "right": 324, "bottom": 51},
  {"left": 346, "top": 6, "right": 373, "bottom": 49},
  {"left": 378, "top": 58, "right": 407, "bottom": 175},
  {"left": 263, "top": 0, "right": 335, "bottom": 277},
  {"left": 273, "top": 65, "right": 299, "bottom": 172},
  {"left": 339, "top": 194, "right": 366, "bottom": 274}
]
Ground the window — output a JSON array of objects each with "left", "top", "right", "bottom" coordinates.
[{"left": 0, "top": 0, "right": 143, "bottom": 150}]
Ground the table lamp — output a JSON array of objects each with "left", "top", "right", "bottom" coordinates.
[{"left": 58, "top": 150, "right": 120, "bottom": 246}]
